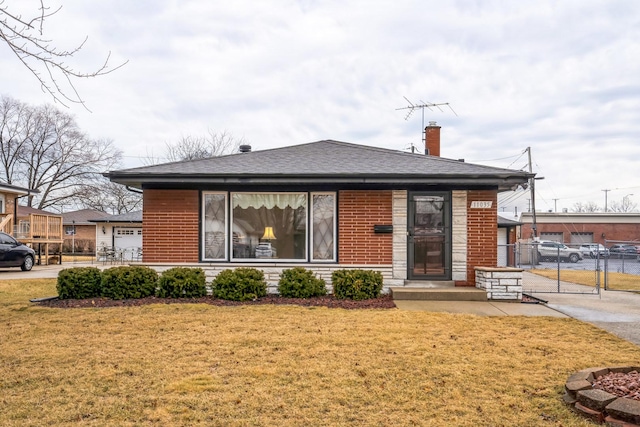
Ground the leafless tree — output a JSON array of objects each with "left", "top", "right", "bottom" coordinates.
[
  {"left": 145, "top": 129, "right": 244, "bottom": 164},
  {"left": 571, "top": 201, "right": 601, "bottom": 213},
  {"left": 609, "top": 197, "right": 638, "bottom": 213},
  {"left": 0, "top": 1, "right": 126, "bottom": 108},
  {"left": 166, "top": 130, "right": 244, "bottom": 162},
  {"left": 74, "top": 179, "right": 141, "bottom": 215},
  {"left": 0, "top": 95, "right": 122, "bottom": 210}
]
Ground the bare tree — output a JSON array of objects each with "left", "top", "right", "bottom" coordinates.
[
  {"left": 0, "top": 1, "right": 126, "bottom": 108},
  {"left": 571, "top": 201, "right": 601, "bottom": 213},
  {"left": 0, "top": 95, "right": 122, "bottom": 210},
  {"left": 609, "top": 197, "right": 638, "bottom": 213},
  {"left": 75, "top": 179, "right": 141, "bottom": 214},
  {"left": 165, "top": 130, "right": 244, "bottom": 162}
]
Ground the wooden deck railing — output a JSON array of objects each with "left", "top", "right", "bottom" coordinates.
[
  {"left": 14, "top": 214, "right": 63, "bottom": 242},
  {"left": 0, "top": 213, "right": 13, "bottom": 234}
]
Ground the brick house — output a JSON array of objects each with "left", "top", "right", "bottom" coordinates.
[
  {"left": 61, "top": 209, "right": 107, "bottom": 253},
  {"left": 106, "top": 124, "right": 531, "bottom": 288}
]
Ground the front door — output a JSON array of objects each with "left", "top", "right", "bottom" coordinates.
[{"left": 408, "top": 192, "right": 451, "bottom": 280}]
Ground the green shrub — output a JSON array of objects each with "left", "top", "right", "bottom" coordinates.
[
  {"left": 101, "top": 266, "right": 158, "bottom": 300},
  {"left": 277, "top": 267, "right": 327, "bottom": 298},
  {"left": 56, "top": 267, "right": 102, "bottom": 299},
  {"left": 212, "top": 267, "right": 267, "bottom": 301},
  {"left": 157, "top": 267, "right": 207, "bottom": 298},
  {"left": 331, "top": 269, "right": 383, "bottom": 300}
]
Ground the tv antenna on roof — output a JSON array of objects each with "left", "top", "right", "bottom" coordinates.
[{"left": 396, "top": 97, "right": 458, "bottom": 147}]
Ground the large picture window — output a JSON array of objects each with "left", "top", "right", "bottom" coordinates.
[
  {"left": 232, "top": 193, "right": 307, "bottom": 261},
  {"left": 202, "top": 191, "right": 336, "bottom": 262}
]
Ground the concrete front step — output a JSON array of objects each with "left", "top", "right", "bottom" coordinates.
[
  {"left": 403, "top": 280, "right": 455, "bottom": 288},
  {"left": 390, "top": 287, "right": 488, "bottom": 301}
]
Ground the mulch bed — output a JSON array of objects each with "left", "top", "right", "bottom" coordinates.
[{"left": 34, "top": 294, "right": 397, "bottom": 310}]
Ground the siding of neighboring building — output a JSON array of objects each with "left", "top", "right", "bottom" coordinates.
[{"left": 520, "top": 213, "right": 640, "bottom": 245}]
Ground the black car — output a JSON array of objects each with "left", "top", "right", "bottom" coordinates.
[{"left": 0, "top": 232, "right": 35, "bottom": 271}]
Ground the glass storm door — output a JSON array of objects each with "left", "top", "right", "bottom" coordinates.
[{"left": 408, "top": 192, "right": 451, "bottom": 280}]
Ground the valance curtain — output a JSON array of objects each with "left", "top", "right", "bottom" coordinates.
[{"left": 232, "top": 194, "right": 306, "bottom": 210}]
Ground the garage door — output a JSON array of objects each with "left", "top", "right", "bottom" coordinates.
[
  {"left": 571, "top": 233, "right": 593, "bottom": 245},
  {"left": 113, "top": 227, "right": 142, "bottom": 260},
  {"left": 540, "top": 232, "right": 563, "bottom": 242}
]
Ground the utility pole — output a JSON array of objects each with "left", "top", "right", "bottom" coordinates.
[
  {"left": 527, "top": 147, "right": 538, "bottom": 238},
  {"left": 602, "top": 189, "right": 610, "bottom": 212}
]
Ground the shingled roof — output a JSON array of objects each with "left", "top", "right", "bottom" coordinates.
[{"left": 107, "top": 140, "right": 532, "bottom": 191}]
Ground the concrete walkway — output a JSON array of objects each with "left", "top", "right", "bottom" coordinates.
[{"left": 540, "top": 290, "right": 640, "bottom": 346}]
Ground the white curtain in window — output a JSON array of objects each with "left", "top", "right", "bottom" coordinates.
[{"left": 233, "top": 194, "right": 306, "bottom": 210}]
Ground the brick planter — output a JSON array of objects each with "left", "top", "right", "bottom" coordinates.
[{"left": 564, "top": 367, "right": 640, "bottom": 426}]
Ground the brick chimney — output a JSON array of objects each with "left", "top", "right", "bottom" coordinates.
[{"left": 425, "top": 121, "right": 441, "bottom": 156}]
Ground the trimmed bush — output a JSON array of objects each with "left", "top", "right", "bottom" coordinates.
[
  {"left": 332, "top": 269, "right": 383, "bottom": 300},
  {"left": 212, "top": 267, "right": 267, "bottom": 301},
  {"left": 278, "top": 267, "right": 327, "bottom": 298},
  {"left": 56, "top": 267, "right": 102, "bottom": 299},
  {"left": 157, "top": 267, "right": 207, "bottom": 298},
  {"left": 101, "top": 266, "right": 158, "bottom": 300}
]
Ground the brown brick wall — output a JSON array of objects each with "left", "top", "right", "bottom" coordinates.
[
  {"left": 338, "top": 190, "right": 393, "bottom": 264},
  {"left": 143, "top": 189, "right": 200, "bottom": 262},
  {"left": 63, "top": 224, "right": 96, "bottom": 252},
  {"left": 465, "top": 190, "right": 498, "bottom": 285},
  {"left": 521, "top": 223, "right": 640, "bottom": 245}
]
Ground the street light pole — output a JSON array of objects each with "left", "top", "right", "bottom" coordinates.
[{"left": 602, "top": 189, "right": 610, "bottom": 212}]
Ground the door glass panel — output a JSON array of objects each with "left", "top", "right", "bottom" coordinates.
[{"left": 409, "top": 194, "right": 450, "bottom": 278}]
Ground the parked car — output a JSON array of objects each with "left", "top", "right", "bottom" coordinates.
[
  {"left": 536, "top": 240, "right": 583, "bottom": 263},
  {"left": 608, "top": 244, "right": 638, "bottom": 258},
  {"left": 0, "top": 232, "right": 35, "bottom": 271},
  {"left": 579, "top": 243, "right": 610, "bottom": 258}
]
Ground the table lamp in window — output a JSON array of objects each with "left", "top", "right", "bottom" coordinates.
[{"left": 261, "top": 226, "right": 276, "bottom": 243}]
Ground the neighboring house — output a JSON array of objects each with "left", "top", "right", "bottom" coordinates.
[
  {"left": 0, "top": 183, "right": 62, "bottom": 264},
  {"left": 497, "top": 215, "right": 521, "bottom": 267},
  {"left": 520, "top": 212, "right": 640, "bottom": 245},
  {"left": 61, "top": 209, "right": 107, "bottom": 254},
  {"left": 0, "top": 182, "right": 32, "bottom": 235},
  {"left": 91, "top": 211, "right": 142, "bottom": 261},
  {"left": 106, "top": 123, "right": 532, "bottom": 287},
  {"left": 16, "top": 205, "right": 64, "bottom": 264}
]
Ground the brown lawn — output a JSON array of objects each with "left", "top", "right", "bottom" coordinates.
[
  {"left": 530, "top": 269, "right": 640, "bottom": 292},
  {"left": 1, "top": 278, "right": 639, "bottom": 426}
]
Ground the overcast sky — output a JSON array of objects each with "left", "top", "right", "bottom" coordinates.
[{"left": 1, "top": 0, "right": 639, "bottom": 215}]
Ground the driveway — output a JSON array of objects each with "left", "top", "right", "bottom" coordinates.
[
  {"left": 524, "top": 272, "right": 640, "bottom": 347},
  {"left": 0, "top": 261, "right": 102, "bottom": 280}
]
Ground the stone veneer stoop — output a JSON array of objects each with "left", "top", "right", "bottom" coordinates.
[{"left": 475, "top": 266, "right": 523, "bottom": 301}]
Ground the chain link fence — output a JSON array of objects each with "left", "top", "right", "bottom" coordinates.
[
  {"left": 603, "top": 240, "right": 640, "bottom": 291},
  {"left": 499, "top": 242, "right": 600, "bottom": 294}
]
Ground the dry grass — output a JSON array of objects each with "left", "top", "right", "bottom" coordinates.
[
  {"left": 530, "top": 269, "right": 640, "bottom": 292},
  {"left": 2, "top": 279, "right": 639, "bottom": 426}
]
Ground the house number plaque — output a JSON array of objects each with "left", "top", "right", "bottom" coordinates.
[{"left": 470, "top": 201, "right": 493, "bottom": 208}]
